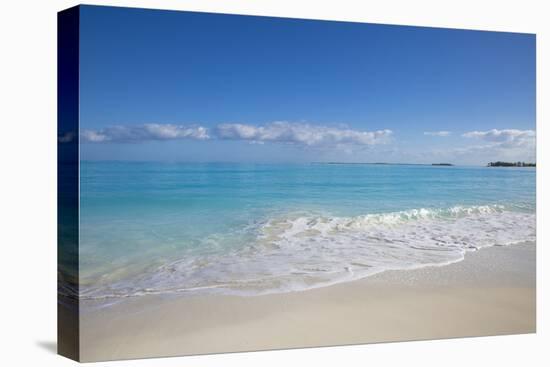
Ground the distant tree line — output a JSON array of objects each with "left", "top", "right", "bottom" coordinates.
[{"left": 487, "top": 161, "right": 536, "bottom": 167}]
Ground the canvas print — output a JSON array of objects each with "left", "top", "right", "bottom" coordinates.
[{"left": 58, "top": 5, "right": 536, "bottom": 362}]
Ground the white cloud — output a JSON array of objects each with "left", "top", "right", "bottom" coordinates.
[
  {"left": 81, "top": 124, "right": 210, "bottom": 143},
  {"left": 418, "top": 128, "right": 536, "bottom": 165},
  {"left": 424, "top": 131, "right": 451, "bottom": 137},
  {"left": 445, "top": 128, "right": 536, "bottom": 163},
  {"left": 216, "top": 121, "right": 392, "bottom": 146},
  {"left": 462, "top": 129, "right": 535, "bottom": 147},
  {"left": 81, "top": 130, "right": 110, "bottom": 143},
  {"left": 81, "top": 122, "right": 393, "bottom": 152}
]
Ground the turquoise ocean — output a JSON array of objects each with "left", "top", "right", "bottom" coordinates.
[{"left": 79, "top": 161, "right": 536, "bottom": 302}]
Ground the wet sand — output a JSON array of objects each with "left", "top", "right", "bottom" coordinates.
[{"left": 79, "top": 242, "right": 535, "bottom": 362}]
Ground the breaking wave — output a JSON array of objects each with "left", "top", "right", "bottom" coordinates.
[{"left": 79, "top": 204, "right": 535, "bottom": 301}]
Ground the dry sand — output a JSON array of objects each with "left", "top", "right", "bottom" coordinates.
[{"left": 79, "top": 242, "right": 535, "bottom": 362}]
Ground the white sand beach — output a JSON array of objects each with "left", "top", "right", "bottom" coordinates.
[{"left": 78, "top": 241, "right": 535, "bottom": 362}]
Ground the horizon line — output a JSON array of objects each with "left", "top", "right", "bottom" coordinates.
[{"left": 76, "top": 159, "right": 538, "bottom": 168}]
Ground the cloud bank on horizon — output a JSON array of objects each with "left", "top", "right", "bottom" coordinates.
[
  {"left": 74, "top": 122, "right": 535, "bottom": 165},
  {"left": 80, "top": 122, "right": 393, "bottom": 147},
  {"left": 423, "top": 128, "right": 536, "bottom": 164},
  {"left": 462, "top": 129, "right": 535, "bottom": 147},
  {"left": 80, "top": 124, "right": 210, "bottom": 143},
  {"left": 215, "top": 122, "right": 393, "bottom": 146}
]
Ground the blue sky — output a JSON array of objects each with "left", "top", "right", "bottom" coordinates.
[{"left": 78, "top": 5, "right": 536, "bottom": 165}]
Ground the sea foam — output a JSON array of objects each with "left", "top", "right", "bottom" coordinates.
[{"left": 79, "top": 204, "right": 535, "bottom": 301}]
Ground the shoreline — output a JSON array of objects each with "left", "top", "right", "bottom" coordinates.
[
  {"left": 79, "top": 241, "right": 535, "bottom": 362},
  {"left": 77, "top": 206, "right": 536, "bottom": 302}
]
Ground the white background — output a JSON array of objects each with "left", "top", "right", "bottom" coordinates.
[{"left": 0, "top": 0, "right": 547, "bottom": 365}]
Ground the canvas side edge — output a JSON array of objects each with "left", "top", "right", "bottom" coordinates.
[{"left": 57, "top": 5, "right": 81, "bottom": 362}]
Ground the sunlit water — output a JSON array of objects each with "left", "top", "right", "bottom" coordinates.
[{"left": 78, "top": 162, "right": 535, "bottom": 301}]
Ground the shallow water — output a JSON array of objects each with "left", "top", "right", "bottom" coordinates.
[{"left": 78, "top": 162, "right": 535, "bottom": 300}]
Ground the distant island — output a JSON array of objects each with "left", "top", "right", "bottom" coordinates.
[
  {"left": 487, "top": 161, "right": 536, "bottom": 167},
  {"left": 431, "top": 163, "right": 454, "bottom": 166}
]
